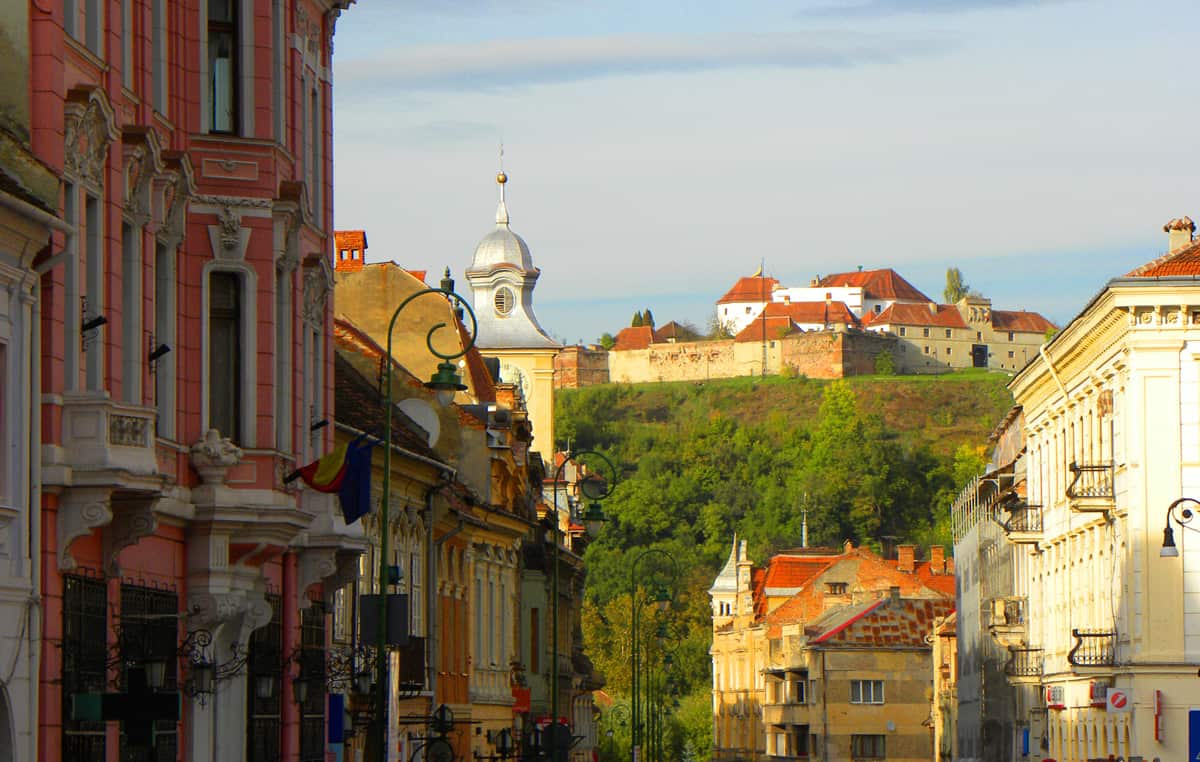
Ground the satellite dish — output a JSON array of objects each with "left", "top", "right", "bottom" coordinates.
[{"left": 397, "top": 399, "right": 441, "bottom": 447}]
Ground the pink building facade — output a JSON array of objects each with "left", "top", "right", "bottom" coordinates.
[{"left": 12, "top": 0, "right": 361, "bottom": 759}]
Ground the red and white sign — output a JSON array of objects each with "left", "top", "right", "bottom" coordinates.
[
  {"left": 1106, "top": 687, "right": 1131, "bottom": 713},
  {"left": 1154, "top": 689, "right": 1164, "bottom": 741},
  {"left": 1045, "top": 686, "right": 1065, "bottom": 709}
]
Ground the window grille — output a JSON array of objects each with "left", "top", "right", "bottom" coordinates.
[
  {"left": 62, "top": 573, "right": 108, "bottom": 761},
  {"left": 119, "top": 582, "right": 179, "bottom": 762},
  {"left": 299, "top": 600, "right": 327, "bottom": 762},
  {"left": 247, "top": 594, "right": 283, "bottom": 762}
]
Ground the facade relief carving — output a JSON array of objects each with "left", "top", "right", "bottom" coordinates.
[
  {"left": 121, "top": 127, "right": 165, "bottom": 227},
  {"left": 104, "top": 495, "right": 160, "bottom": 575},
  {"left": 63, "top": 86, "right": 119, "bottom": 190},
  {"left": 190, "top": 429, "right": 244, "bottom": 485},
  {"left": 58, "top": 487, "right": 114, "bottom": 571},
  {"left": 302, "top": 254, "right": 334, "bottom": 325}
]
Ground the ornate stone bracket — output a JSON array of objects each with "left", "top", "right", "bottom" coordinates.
[
  {"left": 296, "top": 547, "right": 339, "bottom": 611},
  {"left": 58, "top": 487, "right": 114, "bottom": 571},
  {"left": 190, "top": 429, "right": 244, "bottom": 485},
  {"left": 302, "top": 252, "right": 334, "bottom": 326},
  {"left": 156, "top": 151, "right": 196, "bottom": 249},
  {"left": 64, "top": 86, "right": 119, "bottom": 192},
  {"left": 121, "top": 127, "right": 165, "bottom": 227},
  {"left": 188, "top": 588, "right": 274, "bottom": 651},
  {"left": 104, "top": 495, "right": 160, "bottom": 576}
]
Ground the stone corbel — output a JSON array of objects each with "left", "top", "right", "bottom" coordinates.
[
  {"left": 64, "top": 86, "right": 119, "bottom": 192},
  {"left": 207, "top": 204, "right": 252, "bottom": 261},
  {"left": 157, "top": 151, "right": 196, "bottom": 249},
  {"left": 296, "top": 547, "right": 339, "bottom": 611},
  {"left": 58, "top": 487, "right": 114, "bottom": 571},
  {"left": 301, "top": 252, "right": 334, "bottom": 326},
  {"left": 122, "top": 127, "right": 165, "bottom": 228},
  {"left": 104, "top": 494, "right": 160, "bottom": 576}
]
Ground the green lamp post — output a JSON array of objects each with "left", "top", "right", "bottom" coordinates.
[
  {"left": 629, "top": 550, "right": 677, "bottom": 762},
  {"left": 370, "top": 270, "right": 477, "bottom": 761}
]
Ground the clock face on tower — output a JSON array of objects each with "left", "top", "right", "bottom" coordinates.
[{"left": 499, "top": 362, "right": 528, "bottom": 397}]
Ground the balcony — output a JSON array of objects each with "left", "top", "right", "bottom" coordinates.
[
  {"left": 763, "top": 703, "right": 810, "bottom": 726},
  {"left": 1066, "top": 462, "right": 1114, "bottom": 513},
  {"left": 988, "top": 597, "right": 1026, "bottom": 648},
  {"left": 1068, "top": 629, "right": 1115, "bottom": 668},
  {"left": 1001, "top": 503, "right": 1042, "bottom": 545},
  {"left": 1003, "top": 647, "right": 1043, "bottom": 685},
  {"left": 58, "top": 393, "right": 159, "bottom": 484}
]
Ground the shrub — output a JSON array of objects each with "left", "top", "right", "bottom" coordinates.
[{"left": 874, "top": 350, "right": 896, "bottom": 376}]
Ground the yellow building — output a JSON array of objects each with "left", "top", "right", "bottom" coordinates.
[
  {"left": 1007, "top": 216, "right": 1200, "bottom": 761},
  {"left": 930, "top": 613, "right": 957, "bottom": 762},
  {"left": 709, "top": 538, "right": 955, "bottom": 762}
]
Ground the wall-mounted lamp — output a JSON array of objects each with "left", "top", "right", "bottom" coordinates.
[
  {"left": 1161, "top": 497, "right": 1200, "bottom": 557},
  {"left": 310, "top": 419, "right": 329, "bottom": 432},
  {"left": 82, "top": 315, "right": 108, "bottom": 332},
  {"left": 148, "top": 344, "right": 172, "bottom": 363}
]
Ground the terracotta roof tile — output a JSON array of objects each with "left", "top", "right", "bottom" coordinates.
[
  {"left": 1126, "top": 237, "right": 1200, "bottom": 277},
  {"left": 763, "top": 301, "right": 859, "bottom": 327},
  {"left": 863, "top": 303, "right": 968, "bottom": 329},
  {"left": 808, "top": 597, "right": 955, "bottom": 647},
  {"left": 718, "top": 276, "right": 780, "bottom": 304},
  {"left": 734, "top": 315, "right": 798, "bottom": 343},
  {"left": 818, "top": 269, "right": 932, "bottom": 303},
  {"left": 990, "top": 310, "right": 1056, "bottom": 333},
  {"left": 613, "top": 326, "right": 655, "bottom": 351}
]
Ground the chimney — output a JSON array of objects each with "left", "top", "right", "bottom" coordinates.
[
  {"left": 888, "top": 586, "right": 901, "bottom": 604},
  {"left": 930, "top": 545, "right": 945, "bottom": 574},
  {"left": 897, "top": 544, "right": 915, "bottom": 574},
  {"left": 928, "top": 303, "right": 938, "bottom": 316},
  {"left": 944, "top": 556, "right": 955, "bottom": 575},
  {"left": 334, "top": 229, "right": 368, "bottom": 272},
  {"left": 1165, "top": 217, "right": 1195, "bottom": 252}
]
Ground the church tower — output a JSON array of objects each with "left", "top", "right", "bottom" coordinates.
[{"left": 466, "top": 169, "right": 561, "bottom": 453}]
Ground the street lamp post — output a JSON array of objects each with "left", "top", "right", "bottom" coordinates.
[
  {"left": 1161, "top": 497, "right": 1200, "bottom": 557},
  {"left": 629, "top": 549, "right": 677, "bottom": 762},
  {"left": 548, "top": 451, "right": 616, "bottom": 762},
  {"left": 371, "top": 272, "right": 477, "bottom": 762}
]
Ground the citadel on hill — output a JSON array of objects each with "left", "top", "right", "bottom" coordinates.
[{"left": 556, "top": 267, "right": 1057, "bottom": 388}]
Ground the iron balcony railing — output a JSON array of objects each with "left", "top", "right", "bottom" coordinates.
[
  {"left": 1068, "top": 629, "right": 1116, "bottom": 667},
  {"left": 1066, "top": 462, "right": 1114, "bottom": 501},
  {"left": 1003, "top": 647, "right": 1043, "bottom": 678},
  {"left": 1003, "top": 503, "right": 1043, "bottom": 534}
]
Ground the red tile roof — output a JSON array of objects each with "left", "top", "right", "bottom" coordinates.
[
  {"left": 807, "top": 597, "right": 956, "bottom": 647},
  {"left": 863, "top": 303, "right": 968, "bottom": 329},
  {"left": 653, "top": 321, "right": 691, "bottom": 342},
  {"left": 734, "top": 315, "right": 798, "bottom": 343},
  {"left": 1126, "top": 237, "right": 1200, "bottom": 277},
  {"left": 613, "top": 325, "right": 655, "bottom": 351},
  {"left": 718, "top": 276, "right": 780, "bottom": 304},
  {"left": 818, "top": 269, "right": 932, "bottom": 303},
  {"left": 763, "top": 301, "right": 859, "bottom": 327},
  {"left": 990, "top": 310, "right": 1056, "bottom": 334}
]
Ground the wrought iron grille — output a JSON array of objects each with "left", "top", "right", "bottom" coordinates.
[
  {"left": 299, "top": 601, "right": 327, "bottom": 762},
  {"left": 1003, "top": 647, "right": 1043, "bottom": 677},
  {"left": 1068, "top": 629, "right": 1116, "bottom": 667},
  {"left": 63, "top": 573, "right": 108, "bottom": 762},
  {"left": 1004, "top": 504, "right": 1043, "bottom": 534},
  {"left": 247, "top": 594, "right": 283, "bottom": 762},
  {"left": 1066, "top": 462, "right": 1114, "bottom": 500},
  {"left": 119, "top": 582, "right": 179, "bottom": 762}
]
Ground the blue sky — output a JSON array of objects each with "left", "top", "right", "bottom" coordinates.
[{"left": 331, "top": 1, "right": 1200, "bottom": 345}]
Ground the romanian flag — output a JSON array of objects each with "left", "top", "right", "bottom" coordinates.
[{"left": 293, "top": 434, "right": 375, "bottom": 524}]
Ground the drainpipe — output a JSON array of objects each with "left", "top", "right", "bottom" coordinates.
[
  {"left": 820, "top": 650, "right": 829, "bottom": 760},
  {"left": 1038, "top": 343, "right": 1068, "bottom": 398}
]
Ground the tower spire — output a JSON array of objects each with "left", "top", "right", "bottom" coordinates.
[{"left": 495, "top": 146, "right": 509, "bottom": 227}]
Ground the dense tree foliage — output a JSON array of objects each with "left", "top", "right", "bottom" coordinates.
[
  {"left": 562, "top": 373, "right": 1010, "bottom": 761},
  {"left": 944, "top": 266, "right": 969, "bottom": 303}
]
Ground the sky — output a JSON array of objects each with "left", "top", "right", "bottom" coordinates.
[{"left": 331, "top": 0, "right": 1200, "bottom": 345}]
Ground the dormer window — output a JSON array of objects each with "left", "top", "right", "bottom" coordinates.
[{"left": 494, "top": 287, "right": 514, "bottom": 316}]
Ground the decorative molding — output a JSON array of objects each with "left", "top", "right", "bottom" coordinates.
[
  {"left": 296, "top": 547, "right": 338, "bottom": 611},
  {"left": 110, "top": 413, "right": 151, "bottom": 447},
  {"left": 63, "top": 86, "right": 119, "bottom": 191},
  {"left": 190, "top": 429, "right": 244, "bottom": 485},
  {"left": 104, "top": 496, "right": 159, "bottom": 575},
  {"left": 58, "top": 488, "right": 114, "bottom": 571},
  {"left": 157, "top": 152, "right": 196, "bottom": 248},
  {"left": 193, "top": 194, "right": 273, "bottom": 209},
  {"left": 121, "top": 127, "right": 165, "bottom": 227},
  {"left": 302, "top": 253, "right": 334, "bottom": 325}
]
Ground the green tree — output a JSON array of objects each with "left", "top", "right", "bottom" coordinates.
[
  {"left": 643, "top": 308, "right": 656, "bottom": 328},
  {"left": 632, "top": 311, "right": 644, "bottom": 327},
  {"left": 598, "top": 332, "right": 616, "bottom": 350},
  {"left": 944, "top": 267, "right": 969, "bottom": 303},
  {"left": 874, "top": 350, "right": 895, "bottom": 375}
]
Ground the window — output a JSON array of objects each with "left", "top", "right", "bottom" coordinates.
[
  {"left": 1008, "top": 331, "right": 1015, "bottom": 341},
  {"left": 209, "top": 272, "right": 242, "bottom": 440},
  {"left": 922, "top": 327, "right": 930, "bottom": 338},
  {"left": 944, "top": 328, "right": 952, "bottom": 338},
  {"left": 825, "top": 582, "right": 848, "bottom": 595},
  {"left": 121, "top": 223, "right": 142, "bottom": 403},
  {"left": 873, "top": 304, "right": 881, "bottom": 313},
  {"left": 208, "top": 0, "right": 238, "bottom": 132},
  {"left": 274, "top": 269, "right": 291, "bottom": 450},
  {"left": 121, "top": 0, "right": 133, "bottom": 89},
  {"left": 247, "top": 595, "right": 282, "bottom": 762},
  {"left": 0, "top": 343, "right": 6, "bottom": 502},
  {"left": 530, "top": 608, "right": 540, "bottom": 674},
  {"left": 62, "top": 574, "right": 108, "bottom": 761},
  {"left": 850, "top": 679, "right": 884, "bottom": 704},
  {"left": 976, "top": 331, "right": 982, "bottom": 341},
  {"left": 272, "top": 0, "right": 286, "bottom": 140},
  {"left": 898, "top": 327, "right": 906, "bottom": 337},
  {"left": 154, "top": 243, "right": 175, "bottom": 438},
  {"left": 945, "top": 347, "right": 951, "bottom": 356},
  {"left": 788, "top": 677, "right": 806, "bottom": 704},
  {"left": 152, "top": 0, "right": 168, "bottom": 112},
  {"left": 1008, "top": 351, "right": 1014, "bottom": 359},
  {"left": 745, "top": 307, "right": 751, "bottom": 314},
  {"left": 66, "top": 0, "right": 104, "bottom": 55},
  {"left": 119, "top": 584, "right": 179, "bottom": 760},
  {"left": 851, "top": 734, "right": 885, "bottom": 759},
  {"left": 299, "top": 601, "right": 326, "bottom": 762},
  {"left": 923, "top": 346, "right": 930, "bottom": 355},
  {"left": 84, "top": 195, "right": 104, "bottom": 392},
  {"left": 494, "top": 287, "right": 514, "bottom": 316},
  {"left": 310, "top": 87, "right": 321, "bottom": 218}
]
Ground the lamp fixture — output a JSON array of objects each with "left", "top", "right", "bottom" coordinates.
[
  {"left": 255, "top": 674, "right": 276, "bottom": 700},
  {"left": 1161, "top": 497, "right": 1200, "bottom": 558},
  {"left": 82, "top": 315, "right": 108, "bottom": 332},
  {"left": 148, "top": 344, "right": 171, "bottom": 362},
  {"left": 310, "top": 419, "right": 330, "bottom": 432},
  {"left": 292, "top": 676, "right": 310, "bottom": 705}
]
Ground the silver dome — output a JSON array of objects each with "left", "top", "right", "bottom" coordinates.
[{"left": 471, "top": 203, "right": 533, "bottom": 270}]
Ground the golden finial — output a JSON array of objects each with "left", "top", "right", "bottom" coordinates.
[{"left": 497, "top": 171, "right": 507, "bottom": 185}]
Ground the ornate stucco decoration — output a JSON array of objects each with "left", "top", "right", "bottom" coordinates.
[
  {"left": 272, "top": 189, "right": 304, "bottom": 274},
  {"left": 121, "top": 127, "right": 165, "bottom": 227},
  {"left": 64, "top": 86, "right": 120, "bottom": 192},
  {"left": 58, "top": 487, "right": 114, "bottom": 571},
  {"left": 301, "top": 252, "right": 334, "bottom": 326},
  {"left": 156, "top": 152, "right": 196, "bottom": 248},
  {"left": 104, "top": 495, "right": 159, "bottom": 575},
  {"left": 190, "top": 429, "right": 244, "bottom": 485},
  {"left": 296, "top": 547, "right": 339, "bottom": 611}
]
